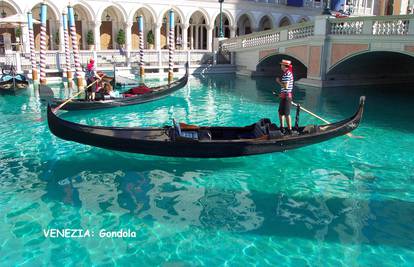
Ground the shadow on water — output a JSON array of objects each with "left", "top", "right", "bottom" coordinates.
[{"left": 29, "top": 151, "right": 414, "bottom": 249}]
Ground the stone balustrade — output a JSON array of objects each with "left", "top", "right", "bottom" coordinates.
[
  {"left": 4, "top": 50, "right": 217, "bottom": 72},
  {"left": 221, "top": 21, "right": 315, "bottom": 51},
  {"left": 329, "top": 15, "right": 413, "bottom": 36},
  {"left": 288, "top": 22, "right": 314, "bottom": 40},
  {"left": 221, "top": 15, "right": 414, "bottom": 52}
]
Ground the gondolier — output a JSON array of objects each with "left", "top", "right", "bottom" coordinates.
[
  {"left": 85, "top": 58, "right": 101, "bottom": 101},
  {"left": 276, "top": 59, "right": 294, "bottom": 133}
]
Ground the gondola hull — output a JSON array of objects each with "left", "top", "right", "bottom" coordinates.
[
  {"left": 47, "top": 97, "right": 365, "bottom": 158},
  {"left": 47, "top": 65, "right": 188, "bottom": 110}
]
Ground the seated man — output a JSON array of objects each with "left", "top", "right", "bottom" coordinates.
[{"left": 103, "top": 82, "right": 121, "bottom": 99}]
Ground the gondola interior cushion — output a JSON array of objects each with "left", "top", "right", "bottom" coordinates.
[
  {"left": 173, "top": 119, "right": 199, "bottom": 140},
  {"left": 253, "top": 119, "right": 271, "bottom": 137}
]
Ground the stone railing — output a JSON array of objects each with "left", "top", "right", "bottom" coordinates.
[
  {"left": 372, "top": 16, "right": 410, "bottom": 35},
  {"left": 243, "top": 31, "right": 280, "bottom": 48},
  {"left": 288, "top": 22, "right": 314, "bottom": 40},
  {"left": 1, "top": 50, "right": 218, "bottom": 73},
  {"left": 329, "top": 15, "right": 414, "bottom": 36},
  {"left": 329, "top": 18, "right": 364, "bottom": 35},
  {"left": 221, "top": 21, "right": 314, "bottom": 51},
  {"left": 221, "top": 15, "right": 414, "bottom": 52}
]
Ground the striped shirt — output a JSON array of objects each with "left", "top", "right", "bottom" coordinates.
[{"left": 280, "top": 69, "right": 293, "bottom": 94}]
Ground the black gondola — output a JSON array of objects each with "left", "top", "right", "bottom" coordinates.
[
  {"left": 46, "top": 64, "right": 189, "bottom": 110},
  {"left": 0, "top": 65, "right": 29, "bottom": 94},
  {"left": 47, "top": 96, "right": 365, "bottom": 158}
]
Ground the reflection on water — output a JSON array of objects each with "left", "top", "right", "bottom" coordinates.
[{"left": 1, "top": 75, "right": 414, "bottom": 265}]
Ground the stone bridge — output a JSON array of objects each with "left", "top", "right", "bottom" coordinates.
[{"left": 220, "top": 15, "right": 414, "bottom": 87}]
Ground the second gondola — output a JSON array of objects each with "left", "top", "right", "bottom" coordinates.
[{"left": 45, "top": 63, "right": 188, "bottom": 110}]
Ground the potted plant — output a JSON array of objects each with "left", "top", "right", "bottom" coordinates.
[
  {"left": 116, "top": 29, "right": 126, "bottom": 49},
  {"left": 86, "top": 30, "right": 94, "bottom": 50},
  {"left": 147, "top": 30, "right": 154, "bottom": 49}
]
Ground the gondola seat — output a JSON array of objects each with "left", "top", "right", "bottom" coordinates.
[
  {"left": 302, "top": 125, "right": 320, "bottom": 134},
  {"left": 173, "top": 119, "right": 199, "bottom": 140},
  {"left": 267, "top": 123, "right": 283, "bottom": 138},
  {"left": 198, "top": 130, "right": 212, "bottom": 141}
]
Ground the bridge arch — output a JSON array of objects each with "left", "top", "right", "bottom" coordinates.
[
  {"left": 255, "top": 53, "right": 307, "bottom": 79},
  {"left": 327, "top": 51, "right": 414, "bottom": 82}
]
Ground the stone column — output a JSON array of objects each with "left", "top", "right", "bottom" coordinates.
[
  {"left": 230, "top": 26, "right": 236, "bottom": 38},
  {"left": 155, "top": 23, "right": 162, "bottom": 50},
  {"left": 314, "top": 15, "right": 329, "bottom": 80},
  {"left": 22, "top": 24, "right": 30, "bottom": 53},
  {"left": 200, "top": 26, "right": 204, "bottom": 49},
  {"left": 182, "top": 23, "right": 189, "bottom": 50},
  {"left": 195, "top": 26, "right": 199, "bottom": 49},
  {"left": 190, "top": 25, "right": 194, "bottom": 49},
  {"left": 59, "top": 20, "right": 65, "bottom": 52},
  {"left": 125, "top": 22, "right": 133, "bottom": 52},
  {"left": 94, "top": 20, "right": 101, "bottom": 51},
  {"left": 207, "top": 25, "right": 214, "bottom": 51}
]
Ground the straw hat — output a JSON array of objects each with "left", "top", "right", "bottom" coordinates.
[{"left": 280, "top": 59, "right": 291, "bottom": 66}]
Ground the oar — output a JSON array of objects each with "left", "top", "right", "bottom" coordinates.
[
  {"left": 53, "top": 77, "right": 103, "bottom": 113},
  {"left": 272, "top": 92, "right": 361, "bottom": 138}
]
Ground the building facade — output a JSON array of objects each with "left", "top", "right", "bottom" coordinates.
[{"left": 0, "top": 0, "right": 339, "bottom": 54}]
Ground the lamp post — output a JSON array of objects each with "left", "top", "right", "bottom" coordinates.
[
  {"left": 322, "top": 0, "right": 331, "bottom": 15},
  {"left": 218, "top": 0, "right": 224, "bottom": 38}
]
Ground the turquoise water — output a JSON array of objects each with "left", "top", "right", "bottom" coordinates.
[{"left": 0, "top": 75, "right": 413, "bottom": 266}]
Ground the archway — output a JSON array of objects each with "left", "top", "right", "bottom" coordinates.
[
  {"left": 237, "top": 14, "right": 252, "bottom": 36},
  {"left": 160, "top": 10, "right": 183, "bottom": 50},
  {"left": 297, "top": 17, "right": 309, "bottom": 23},
  {"left": 100, "top": 6, "right": 125, "bottom": 50},
  {"left": 279, "top": 16, "right": 291, "bottom": 27},
  {"left": 256, "top": 54, "right": 307, "bottom": 80},
  {"left": 188, "top": 11, "right": 207, "bottom": 50},
  {"left": 213, "top": 14, "right": 230, "bottom": 38},
  {"left": 327, "top": 51, "right": 414, "bottom": 82},
  {"left": 259, "top": 16, "right": 273, "bottom": 31},
  {"left": 72, "top": 4, "right": 93, "bottom": 50},
  {"left": 31, "top": 3, "right": 59, "bottom": 51},
  {"left": 131, "top": 8, "right": 155, "bottom": 49}
]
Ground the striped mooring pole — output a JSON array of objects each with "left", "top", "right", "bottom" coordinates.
[
  {"left": 168, "top": 9, "right": 174, "bottom": 83},
  {"left": 62, "top": 13, "right": 72, "bottom": 81},
  {"left": 27, "top": 12, "right": 38, "bottom": 81},
  {"left": 68, "top": 6, "right": 83, "bottom": 89},
  {"left": 138, "top": 15, "right": 144, "bottom": 77},
  {"left": 39, "top": 4, "right": 47, "bottom": 85}
]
